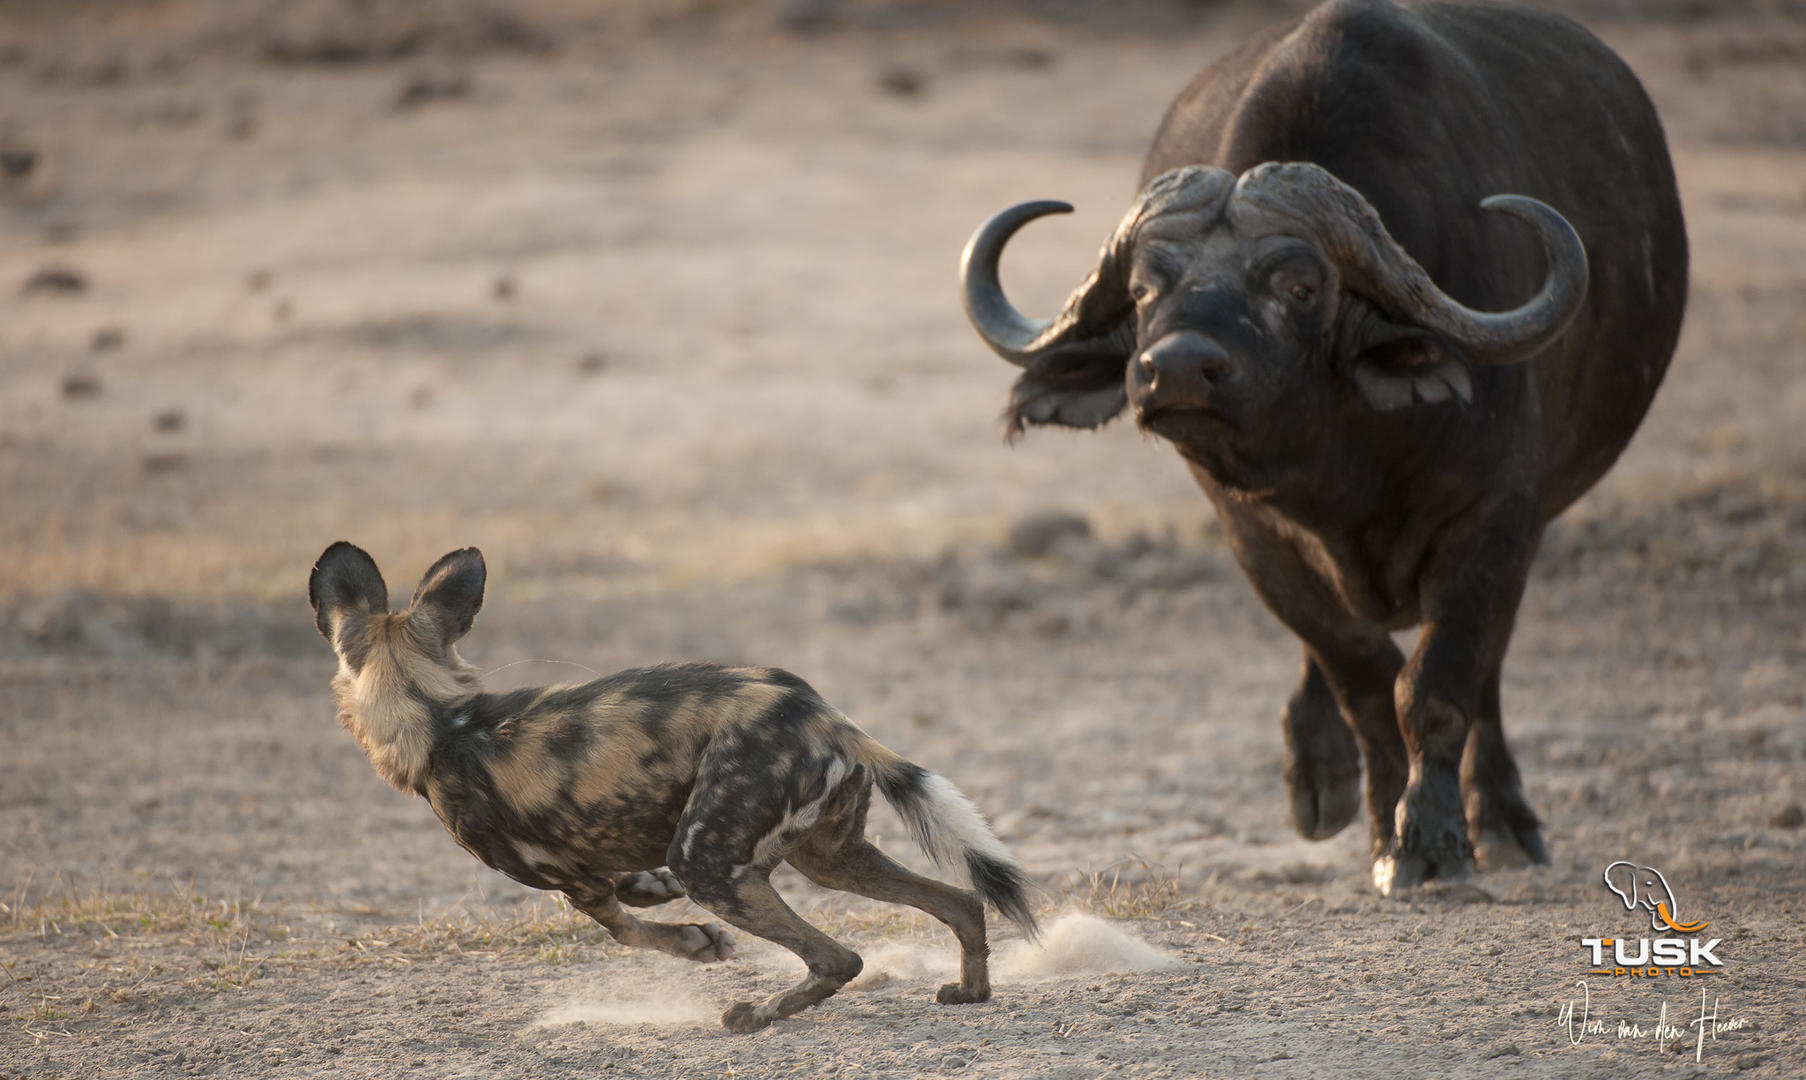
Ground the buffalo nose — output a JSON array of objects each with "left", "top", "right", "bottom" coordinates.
[{"left": 1138, "top": 331, "right": 1231, "bottom": 391}]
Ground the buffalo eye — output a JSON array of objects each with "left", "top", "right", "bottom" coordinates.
[{"left": 1289, "top": 282, "right": 1315, "bottom": 304}]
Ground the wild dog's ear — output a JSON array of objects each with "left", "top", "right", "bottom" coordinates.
[
  {"left": 407, "top": 548, "right": 485, "bottom": 649},
  {"left": 309, "top": 542, "right": 389, "bottom": 666}
]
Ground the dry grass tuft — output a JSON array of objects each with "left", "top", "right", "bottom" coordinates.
[
  {"left": 6, "top": 871, "right": 272, "bottom": 940},
  {"left": 3, "top": 872, "right": 281, "bottom": 993},
  {"left": 0, "top": 874, "right": 633, "bottom": 1024},
  {"left": 323, "top": 894, "right": 614, "bottom": 968},
  {"left": 1066, "top": 859, "right": 1190, "bottom": 920},
  {"left": 793, "top": 895, "right": 939, "bottom": 941},
  {"left": 1, "top": 859, "right": 1200, "bottom": 1034}
]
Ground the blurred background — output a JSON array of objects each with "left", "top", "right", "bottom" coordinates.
[
  {"left": 1, "top": 1, "right": 1803, "bottom": 1075},
  {"left": 1, "top": 0, "right": 1802, "bottom": 641}
]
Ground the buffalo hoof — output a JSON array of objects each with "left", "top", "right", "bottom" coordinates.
[
  {"left": 1465, "top": 782, "right": 1550, "bottom": 870},
  {"left": 1283, "top": 699, "right": 1362, "bottom": 841},
  {"left": 615, "top": 868, "right": 686, "bottom": 907},
  {"left": 1286, "top": 757, "right": 1362, "bottom": 841},
  {"left": 721, "top": 1002, "right": 769, "bottom": 1034},
  {"left": 1472, "top": 826, "right": 1549, "bottom": 871},
  {"left": 1372, "top": 837, "right": 1474, "bottom": 897},
  {"left": 1375, "top": 771, "right": 1475, "bottom": 896},
  {"left": 675, "top": 922, "right": 736, "bottom": 963},
  {"left": 935, "top": 982, "right": 991, "bottom": 1005}
]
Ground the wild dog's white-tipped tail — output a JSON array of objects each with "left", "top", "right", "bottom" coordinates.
[{"left": 861, "top": 746, "right": 1039, "bottom": 940}]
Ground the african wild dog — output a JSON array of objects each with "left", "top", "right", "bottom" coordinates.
[{"left": 308, "top": 541, "right": 1038, "bottom": 1033}]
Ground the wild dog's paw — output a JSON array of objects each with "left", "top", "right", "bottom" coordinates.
[
  {"left": 615, "top": 869, "right": 686, "bottom": 907},
  {"left": 721, "top": 1002, "right": 768, "bottom": 1034},
  {"left": 676, "top": 922, "right": 735, "bottom": 962},
  {"left": 935, "top": 983, "right": 991, "bottom": 1005}
]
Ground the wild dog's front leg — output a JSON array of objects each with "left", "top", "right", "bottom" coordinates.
[
  {"left": 612, "top": 869, "right": 686, "bottom": 907},
  {"left": 563, "top": 883, "right": 734, "bottom": 962}
]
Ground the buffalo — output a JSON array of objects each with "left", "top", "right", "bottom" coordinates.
[{"left": 959, "top": 0, "right": 1686, "bottom": 893}]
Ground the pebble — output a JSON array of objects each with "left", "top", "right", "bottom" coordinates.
[
  {"left": 395, "top": 69, "right": 472, "bottom": 109},
  {"left": 22, "top": 265, "right": 88, "bottom": 295},
  {"left": 61, "top": 372, "right": 102, "bottom": 399},
  {"left": 1007, "top": 508, "right": 1091, "bottom": 558},
  {"left": 876, "top": 64, "right": 926, "bottom": 98}
]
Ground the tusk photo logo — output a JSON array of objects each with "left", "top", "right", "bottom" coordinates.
[
  {"left": 1604, "top": 860, "right": 1708, "bottom": 933},
  {"left": 1581, "top": 860, "right": 1722, "bottom": 978}
]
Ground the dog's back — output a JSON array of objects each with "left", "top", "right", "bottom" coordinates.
[{"left": 414, "top": 663, "right": 854, "bottom": 891}]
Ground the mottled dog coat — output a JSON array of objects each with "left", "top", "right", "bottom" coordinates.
[{"left": 308, "top": 542, "right": 1038, "bottom": 1033}]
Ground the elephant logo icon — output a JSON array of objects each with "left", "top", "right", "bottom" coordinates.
[{"left": 1603, "top": 861, "right": 1709, "bottom": 934}]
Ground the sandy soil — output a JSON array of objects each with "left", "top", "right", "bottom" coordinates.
[{"left": 2, "top": 1, "right": 1803, "bottom": 1076}]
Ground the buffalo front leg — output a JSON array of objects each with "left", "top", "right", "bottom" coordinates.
[
  {"left": 1282, "top": 657, "right": 1363, "bottom": 841},
  {"left": 1375, "top": 683, "right": 1473, "bottom": 895},
  {"left": 1310, "top": 641, "right": 1409, "bottom": 862},
  {"left": 1375, "top": 501, "right": 1539, "bottom": 896},
  {"left": 563, "top": 882, "right": 735, "bottom": 962},
  {"left": 1214, "top": 498, "right": 1406, "bottom": 859},
  {"left": 1462, "top": 673, "right": 1549, "bottom": 869}
]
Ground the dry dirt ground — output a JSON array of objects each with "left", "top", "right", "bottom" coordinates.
[{"left": 2, "top": 1, "right": 1804, "bottom": 1077}]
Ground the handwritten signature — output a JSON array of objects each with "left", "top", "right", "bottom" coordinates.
[{"left": 1558, "top": 979, "right": 1750, "bottom": 1063}]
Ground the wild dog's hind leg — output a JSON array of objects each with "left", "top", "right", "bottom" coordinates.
[
  {"left": 563, "top": 881, "right": 733, "bottom": 962},
  {"left": 612, "top": 869, "right": 686, "bottom": 907},
  {"left": 668, "top": 760, "right": 865, "bottom": 1033},
  {"left": 685, "top": 869, "right": 862, "bottom": 1033},
  {"left": 789, "top": 837, "right": 992, "bottom": 1005},
  {"left": 784, "top": 778, "right": 991, "bottom": 1005}
]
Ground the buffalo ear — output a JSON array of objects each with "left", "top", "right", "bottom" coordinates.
[
  {"left": 1602, "top": 860, "right": 1638, "bottom": 910},
  {"left": 309, "top": 542, "right": 389, "bottom": 668},
  {"left": 1004, "top": 332, "right": 1135, "bottom": 437},
  {"left": 408, "top": 548, "right": 486, "bottom": 650},
  {"left": 1341, "top": 302, "right": 1474, "bottom": 411}
]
